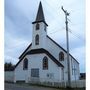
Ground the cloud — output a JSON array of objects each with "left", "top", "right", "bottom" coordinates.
[
  {"left": 5, "top": 8, "right": 32, "bottom": 40},
  {"left": 5, "top": 0, "right": 85, "bottom": 72}
]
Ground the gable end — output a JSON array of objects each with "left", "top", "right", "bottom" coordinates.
[
  {"left": 15, "top": 48, "right": 64, "bottom": 69},
  {"left": 27, "top": 48, "right": 64, "bottom": 67}
]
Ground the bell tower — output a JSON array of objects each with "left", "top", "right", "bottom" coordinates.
[{"left": 32, "top": 1, "right": 48, "bottom": 49}]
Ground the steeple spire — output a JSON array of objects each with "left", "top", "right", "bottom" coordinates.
[
  {"left": 36, "top": 1, "right": 45, "bottom": 22},
  {"left": 32, "top": 1, "right": 48, "bottom": 26}
]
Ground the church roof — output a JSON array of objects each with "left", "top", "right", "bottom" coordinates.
[
  {"left": 36, "top": 1, "right": 45, "bottom": 22},
  {"left": 32, "top": 1, "right": 48, "bottom": 26},
  {"left": 18, "top": 35, "right": 79, "bottom": 65},
  {"left": 14, "top": 35, "right": 79, "bottom": 70}
]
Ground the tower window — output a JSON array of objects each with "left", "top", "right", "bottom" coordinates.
[
  {"left": 36, "top": 23, "right": 40, "bottom": 30},
  {"left": 23, "top": 58, "right": 28, "bottom": 70},
  {"left": 35, "top": 34, "right": 39, "bottom": 45},
  {"left": 43, "top": 56, "right": 48, "bottom": 70},
  {"left": 59, "top": 52, "right": 64, "bottom": 61}
]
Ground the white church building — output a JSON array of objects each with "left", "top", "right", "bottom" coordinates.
[{"left": 14, "top": 2, "right": 80, "bottom": 83}]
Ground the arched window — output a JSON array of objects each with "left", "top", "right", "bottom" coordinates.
[
  {"left": 59, "top": 52, "right": 64, "bottom": 61},
  {"left": 36, "top": 23, "right": 40, "bottom": 30},
  {"left": 44, "top": 25, "right": 46, "bottom": 31},
  {"left": 35, "top": 34, "right": 39, "bottom": 45},
  {"left": 43, "top": 56, "right": 48, "bottom": 70},
  {"left": 23, "top": 58, "right": 28, "bottom": 70}
]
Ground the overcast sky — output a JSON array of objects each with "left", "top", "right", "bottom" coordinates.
[{"left": 5, "top": 0, "right": 85, "bottom": 73}]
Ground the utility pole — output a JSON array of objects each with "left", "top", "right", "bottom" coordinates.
[{"left": 61, "top": 6, "right": 71, "bottom": 87}]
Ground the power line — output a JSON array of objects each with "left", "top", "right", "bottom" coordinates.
[
  {"left": 39, "top": 27, "right": 65, "bottom": 38},
  {"left": 48, "top": 27, "right": 65, "bottom": 35},
  {"left": 65, "top": 16, "right": 85, "bottom": 42},
  {"left": 41, "top": 0, "right": 85, "bottom": 42},
  {"left": 42, "top": 0, "right": 63, "bottom": 22},
  {"left": 68, "top": 28, "right": 85, "bottom": 42}
]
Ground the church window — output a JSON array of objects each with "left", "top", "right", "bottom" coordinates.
[
  {"left": 31, "top": 68, "right": 39, "bottom": 77},
  {"left": 35, "top": 34, "right": 39, "bottom": 45},
  {"left": 43, "top": 56, "right": 48, "bottom": 70},
  {"left": 44, "top": 25, "right": 46, "bottom": 31},
  {"left": 36, "top": 23, "right": 40, "bottom": 30},
  {"left": 23, "top": 58, "right": 28, "bottom": 70},
  {"left": 59, "top": 52, "right": 64, "bottom": 61}
]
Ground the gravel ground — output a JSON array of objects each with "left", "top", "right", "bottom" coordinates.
[{"left": 5, "top": 83, "right": 85, "bottom": 90}]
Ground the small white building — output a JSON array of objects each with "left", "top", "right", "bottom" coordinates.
[{"left": 14, "top": 2, "right": 80, "bottom": 83}]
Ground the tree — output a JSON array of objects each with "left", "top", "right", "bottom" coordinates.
[{"left": 4, "top": 62, "right": 15, "bottom": 71}]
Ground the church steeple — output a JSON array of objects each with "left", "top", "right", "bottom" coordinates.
[
  {"left": 32, "top": 1, "right": 48, "bottom": 49},
  {"left": 32, "top": 1, "right": 48, "bottom": 26}
]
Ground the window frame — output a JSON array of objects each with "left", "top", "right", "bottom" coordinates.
[
  {"left": 31, "top": 68, "right": 39, "bottom": 77},
  {"left": 35, "top": 34, "right": 39, "bottom": 45},
  {"left": 23, "top": 58, "right": 28, "bottom": 70},
  {"left": 59, "top": 52, "right": 64, "bottom": 61},
  {"left": 43, "top": 56, "right": 48, "bottom": 70},
  {"left": 44, "top": 25, "right": 46, "bottom": 31},
  {"left": 36, "top": 23, "right": 40, "bottom": 30}
]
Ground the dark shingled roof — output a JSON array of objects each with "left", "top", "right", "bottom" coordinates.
[
  {"left": 18, "top": 35, "right": 79, "bottom": 67},
  {"left": 15, "top": 48, "right": 64, "bottom": 69},
  {"left": 32, "top": 1, "right": 48, "bottom": 26},
  {"left": 36, "top": 1, "right": 45, "bottom": 22}
]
